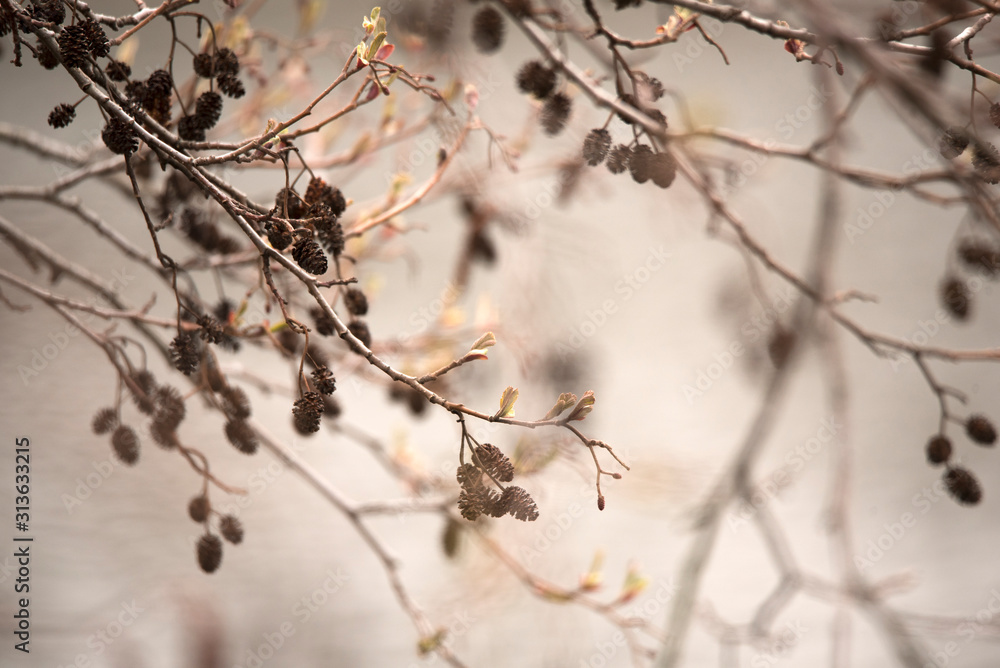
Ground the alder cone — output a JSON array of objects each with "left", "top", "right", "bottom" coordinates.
[
  {"left": 197, "top": 534, "right": 223, "bottom": 573},
  {"left": 499, "top": 486, "right": 539, "bottom": 522},
  {"left": 606, "top": 144, "right": 632, "bottom": 174},
  {"left": 304, "top": 177, "right": 347, "bottom": 217},
  {"left": 36, "top": 41, "right": 60, "bottom": 69},
  {"left": 348, "top": 320, "right": 373, "bottom": 348},
  {"left": 102, "top": 117, "right": 139, "bottom": 155},
  {"left": 957, "top": 241, "right": 1000, "bottom": 276},
  {"left": 129, "top": 370, "right": 157, "bottom": 415},
  {"left": 82, "top": 18, "right": 110, "bottom": 58},
  {"left": 944, "top": 466, "right": 982, "bottom": 505},
  {"left": 188, "top": 496, "right": 210, "bottom": 523},
  {"left": 966, "top": 414, "right": 997, "bottom": 445},
  {"left": 218, "top": 74, "right": 245, "bottom": 99},
  {"left": 111, "top": 425, "right": 139, "bottom": 465},
  {"left": 475, "top": 443, "right": 514, "bottom": 482},
  {"left": 292, "top": 391, "right": 324, "bottom": 434},
  {"left": 311, "top": 366, "right": 336, "bottom": 395},
  {"left": 319, "top": 220, "right": 346, "bottom": 258},
  {"left": 193, "top": 52, "right": 215, "bottom": 78},
  {"left": 225, "top": 419, "right": 258, "bottom": 454},
  {"left": 266, "top": 221, "right": 293, "bottom": 251},
  {"left": 649, "top": 152, "right": 677, "bottom": 188},
  {"left": 31, "top": 0, "right": 65, "bottom": 25},
  {"left": 194, "top": 91, "right": 223, "bottom": 130},
  {"left": 344, "top": 288, "right": 369, "bottom": 316},
  {"left": 972, "top": 141, "right": 1000, "bottom": 184},
  {"left": 105, "top": 59, "right": 131, "bottom": 81},
  {"left": 310, "top": 306, "right": 336, "bottom": 337},
  {"left": 541, "top": 92, "right": 571, "bottom": 136},
  {"left": 145, "top": 69, "right": 173, "bottom": 101},
  {"left": 472, "top": 7, "right": 505, "bottom": 53},
  {"left": 517, "top": 60, "right": 556, "bottom": 100},
  {"left": 58, "top": 24, "right": 90, "bottom": 69},
  {"left": 153, "top": 385, "right": 186, "bottom": 432},
  {"left": 214, "top": 48, "right": 240, "bottom": 76},
  {"left": 91, "top": 407, "right": 118, "bottom": 435},
  {"left": 178, "top": 115, "right": 206, "bottom": 142},
  {"left": 629, "top": 145, "right": 653, "bottom": 183},
  {"left": 940, "top": 277, "right": 971, "bottom": 321},
  {"left": 767, "top": 326, "right": 796, "bottom": 369},
  {"left": 220, "top": 515, "right": 244, "bottom": 544},
  {"left": 925, "top": 435, "right": 952, "bottom": 465},
  {"left": 292, "top": 238, "right": 328, "bottom": 275},
  {"left": 219, "top": 386, "right": 252, "bottom": 420},
  {"left": 169, "top": 333, "right": 200, "bottom": 375},
  {"left": 48, "top": 103, "right": 75, "bottom": 128},
  {"left": 582, "top": 129, "right": 612, "bottom": 166},
  {"left": 938, "top": 127, "right": 969, "bottom": 159}
]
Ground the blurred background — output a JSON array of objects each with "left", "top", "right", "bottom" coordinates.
[{"left": 1, "top": 1, "right": 999, "bottom": 666}]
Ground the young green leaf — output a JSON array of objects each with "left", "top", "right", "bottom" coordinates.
[
  {"left": 367, "top": 32, "right": 387, "bottom": 62},
  {"left": 544, "top": 392, "right": 578, "bottom": 420},
  {"left": 495, "top": 385, "right": 519, "bottom": 419},
  {"left": 464, "top": 331, "right": 496, "bottom": 361},
  {"left": 579, "top": 549, "right": 604, "bottom": 591},
  {"left": 565, "top": 390, "right": 596, "bottom": 422},
  {"left": 618, "top": 563, "right": 651, "bottom": 604}
]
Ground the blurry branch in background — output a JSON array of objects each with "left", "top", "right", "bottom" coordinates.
[{"left": 2, "top": 0, "right": 1000, "bottom": 666}]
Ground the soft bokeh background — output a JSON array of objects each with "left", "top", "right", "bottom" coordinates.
[{"left": 1, "top": 1, "right": 999, "bottom": 666}]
